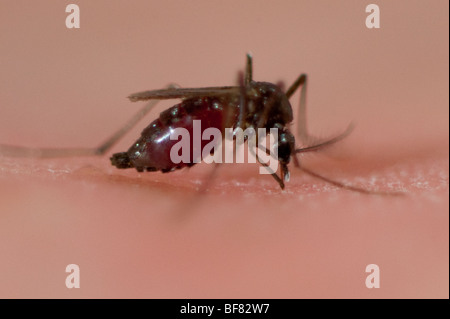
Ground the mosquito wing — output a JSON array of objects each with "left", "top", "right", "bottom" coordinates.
[{"left": 128, "top": 86, "right": 241, "bottom": 102}]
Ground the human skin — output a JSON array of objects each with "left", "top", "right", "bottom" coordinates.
[{"left": 0, "top": 1, "right": 448, "bottom": 298}]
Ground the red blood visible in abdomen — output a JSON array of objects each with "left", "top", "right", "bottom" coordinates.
[{"left": 127, "top": 97, "right": 229, "bottom": 172}]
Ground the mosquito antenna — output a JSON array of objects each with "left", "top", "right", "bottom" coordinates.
[
  {"left": 248, "top": 140, "right": 285, "bottom": 189},
  {"left": 295, "top": 123, "right": 355, "bottom": 154}
]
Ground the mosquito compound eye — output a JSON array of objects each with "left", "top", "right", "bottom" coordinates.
[{"left": 277, "top": 130, "right": 295, "bottom": 164}]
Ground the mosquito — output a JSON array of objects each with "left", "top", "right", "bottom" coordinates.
[{"left": 1, "top": 54, "right": 373, "bottom": 192}]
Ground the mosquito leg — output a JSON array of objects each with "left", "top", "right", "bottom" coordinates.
[
  {"left": 0, "top": 84, "right": 180, "bottom": 158},
  {"left": 96, "top": 83, "right": 187, "bottom": 155},
  {"left": 248, "top": 139, "right": 284, "bottom": 189},
  {"left": 293, "top": 154, "right": 402, "bottom": 195},
  {"left": 0, "top": 99, "right": 158, "bottom": 158},
  {"left": 245, "top": 53, "right": 253, "bottom": 85},
  {"left": 233, "top": 54, "right": 253, "bottom": 134},
  {"left": 292, "top": 153, "right": 360, "bottom": 192},
  {"left": 94, "top": 100, "right": 162, "bottom": 155},
  {"left": 0, "top": 144, "right": 97, "bottom": 158},
  {"left": 285, "top": 74, "right": 310, "bottom": 142}
]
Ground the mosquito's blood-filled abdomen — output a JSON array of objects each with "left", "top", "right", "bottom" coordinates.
[{"left": 111, "top": 97, "right": 231, "bottom": 172}]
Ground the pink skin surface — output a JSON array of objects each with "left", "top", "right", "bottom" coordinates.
[{"left": 0, "top": 1, "right": 448, "bottom": 298}]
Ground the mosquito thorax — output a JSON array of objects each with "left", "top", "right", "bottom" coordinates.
[{"left": 246, "top": 81, "right": 294, "bottom": 128}]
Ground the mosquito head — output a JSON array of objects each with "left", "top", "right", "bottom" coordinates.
[{"left": 275, "top": 126, "right": 296, "bottom": 166}]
